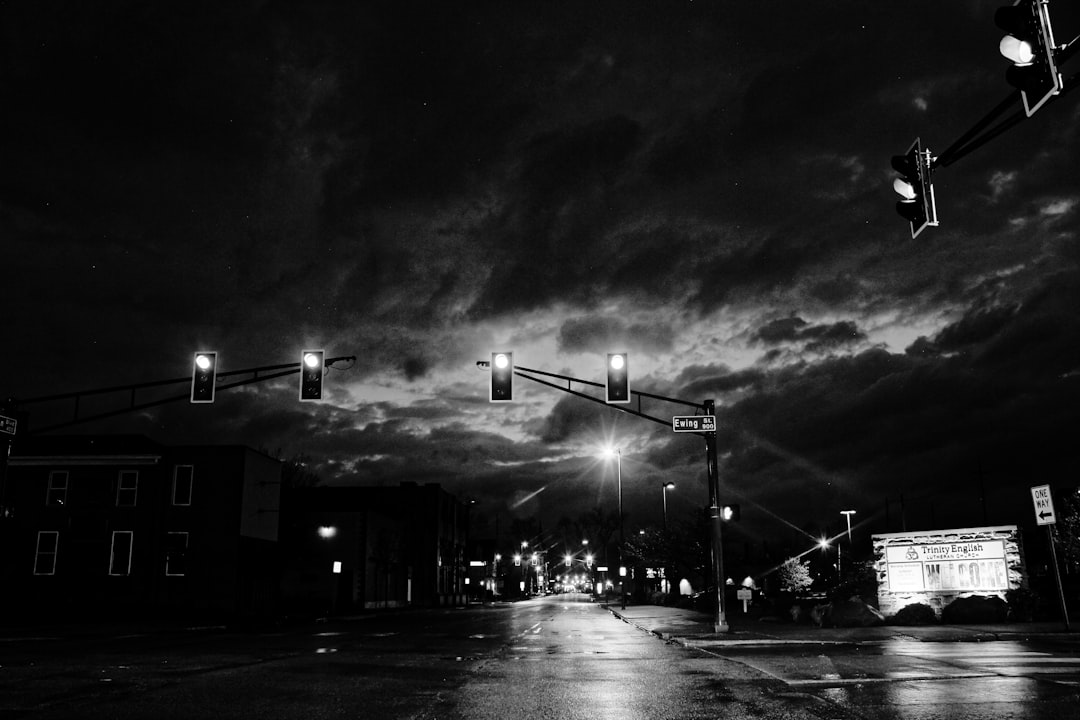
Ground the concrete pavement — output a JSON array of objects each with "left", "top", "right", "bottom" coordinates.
[{"left": 604, "top": 602, "right": 1078, "bottom": 647}]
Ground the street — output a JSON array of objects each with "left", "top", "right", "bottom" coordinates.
[{"left": 2, "top": 593, "right": 1079, "bottom": 719}]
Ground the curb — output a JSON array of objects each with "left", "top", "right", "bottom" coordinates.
[{"left": 607, "top": 607, "right": 1079, "bottom": 646}]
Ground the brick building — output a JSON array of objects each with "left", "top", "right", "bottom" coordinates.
[{"left": 0, "top": 435, "right": 282, "bottom": 622}]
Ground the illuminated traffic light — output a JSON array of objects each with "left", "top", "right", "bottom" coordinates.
[
  {"left": 490, "top": 352, "right": 513, "bottom": 402},
  {"left": 190, "top": 352, "right": 217, "bottom": 404},
  {"left": 299, "top": 349, "right": 324, "bottom": 401},
  {"left": 996, "top": 0, "right": 1062, "bottom": 117},
  {"left": 606, "top": 353, "right": 629, "bottom": 404},
  {"left": 891, "top": 138, "right": 938, "bottom": 239},
  {"left": 721, "top": 504, "right": 741, "bottom": 522}
]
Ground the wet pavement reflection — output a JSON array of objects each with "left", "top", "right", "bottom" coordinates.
[{"left": 713, "top": 637, "right": 1080, "bottom": 718}]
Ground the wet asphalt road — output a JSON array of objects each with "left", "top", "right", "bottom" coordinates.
[{"left": 2, "top": 593, "right": 1079, "bottom": 719}]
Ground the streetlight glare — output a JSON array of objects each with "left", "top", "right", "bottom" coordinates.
[{"left": 664, "top": 482, "right": 675, "bottom": 490}]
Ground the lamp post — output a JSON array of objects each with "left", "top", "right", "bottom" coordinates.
[
  {"left": 603, "top": 447, "right": 626, "bottom": 609},
  {"left": 818, "top": 537, "right": 836, "bottom": 579},
  {"left": 840, "top": 509, "right": 856, "bottom": 581},
  {"left": 661, "top": 482, "right": 675, "bottom": 530},
  {"left": 840, "top": 509, "right": 856, "bottom": 543}
]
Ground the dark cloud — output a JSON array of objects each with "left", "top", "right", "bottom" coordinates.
[
  {"left": 753, "top": 317, "right": 865, "bottom": 352},
  {"left": 5, "top": 1, "right": 1080, "bottom": 549}
]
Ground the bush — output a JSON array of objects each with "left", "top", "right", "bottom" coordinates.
[
  {"left": 941, "top": 594, "right": 1008, "bottom": 624},
  {"left": 820, "top": 597, "right": 885, "bottom": 628},
  {"left": 1005, "top": 587, "right": 1039, "bottom": 622},
  {"left": 891, "top": 602, "right": 938, "bottom": 626}
]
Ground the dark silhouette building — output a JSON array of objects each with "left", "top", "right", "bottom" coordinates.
[
  {"left": 0, "top": 435, "right": 282, "bottom": 622},
  {"left": 280, "top": 484, "right": 470, "bottom": 614}
]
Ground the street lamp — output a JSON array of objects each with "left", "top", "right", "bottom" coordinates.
[
  {"left": 661, "top": 482, "right": 675, "bottom": 530},
  {"left": 603, "top": 446, "right": 626, "bottom": 609},
  {"left": 840, "top": 509, "right": 856, "bottom": 543},
  {"left": 819, "top": 537, "right": 841, "bottom": 578}
]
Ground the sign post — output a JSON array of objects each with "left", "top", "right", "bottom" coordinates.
[
  {"left": 1031, "top": 484, "right": 1069, "bottom": 631},
  {"left": 0, "top": 411, "right": 14, "bottom": 519}
]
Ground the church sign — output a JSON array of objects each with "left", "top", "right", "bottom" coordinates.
[{"left": 872, "top": 525, "right": 1026, "bottom": 618}]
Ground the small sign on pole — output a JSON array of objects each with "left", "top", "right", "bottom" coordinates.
[
  {"left": 736, "top": 588, "right": 752, "bottom": 613},
  {"left": 1031, "top": 484, "right": 1070, "bottom": 631},
  {"left": 1031, "top": 484, "right": 1056, "bottom": 525},
  {"left": 0, "top": 414, "right": 16, "bottom": 437}
]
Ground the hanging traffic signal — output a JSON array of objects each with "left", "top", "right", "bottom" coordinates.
[
  {"left": 190, "top": 352, "right": 217, "bottom": 404},
  {"left": 490, "top": 352, "right": 513, "bottom": 402},
  {"left": 891, "top": 138, "right": 938, "bottom": 239},
  {"left": 721, "top": 504, "right": 741, "bottom": 522},
  {"left": 996, "top": 0, "right": 1062, "bottom": 117},
  {"left": 606, "top": 353, "right": 629, "bottom": 404},
  {"left": 299, "top": 349, "right": 324, "bottom": 401}
]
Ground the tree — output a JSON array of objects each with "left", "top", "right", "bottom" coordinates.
[
  {"left": 1053, "top": 487, "right": 1080, "bottom": 574},
  {"left": 281, "top": 453, "right": 322, "bottom": 488},
  {"left": 778, "top": 557, "right": 813, "bottom": 594},
  {"left": 261, "top": 448, "right": 322, "bottom": 488},
  {"left": 573, "top": 506, "right": 619, "bottom": 565}
]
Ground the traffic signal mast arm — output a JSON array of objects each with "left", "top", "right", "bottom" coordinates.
[
  {"left": 892, "top": 1, "right": 1078, "bottom": 233},
  {"left": 13, "top": 355, "right": 356, "bottom": 435},
  {"left": 509, "top": 362, "right": 708, "bottom": 432}
]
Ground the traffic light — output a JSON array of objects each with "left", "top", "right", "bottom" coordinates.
[
  {"left": 721, "top": 504, "right": 741, "bottom": 522},
  {"left": 190, "top": 352, "right": 217, "bottom": 404},
  {"left": 490, "top": 352, "right": 513, "bottom": 402},
  {"left": 606, "top": 353, "right": 629, "bottom": 404},
  {"left": 996, "top": 0, "right": 1062, "bottom": 117},
  {"left": 891, "top": 138, "right": 938, "bottom": 239},
  {"left": 299, "top": 349, "right": 324, "bottom": 401}
]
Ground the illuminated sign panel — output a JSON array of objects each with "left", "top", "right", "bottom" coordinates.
[{"left": 884, "top": 539, "right": 1008, "bottom": 592}]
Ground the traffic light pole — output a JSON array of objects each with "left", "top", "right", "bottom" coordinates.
[
  {"left": 704, "top": 399, "right": 729, "bottom": 633},
  {"left": 496, "top": 362, "right": 731, "bottom": 633}
]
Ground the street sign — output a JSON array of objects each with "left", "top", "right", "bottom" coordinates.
[
  {"left": 672, "top": 415, "right": 716, "bottom": 433},
  {"left": 0, "top": 414, "right": 16, "bottom": 436},
  {"left": 1031, "top": 484, "right": 1057, "bottom": 525}
]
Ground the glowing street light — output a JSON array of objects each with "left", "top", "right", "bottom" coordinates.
[
  {"left": 661, "top": 482, "right": 675, "bottom": 530},
  {"left": 602, "top": 446, "right": 626, "bottom": 609},
  {"left": 840, "top": 509, "right": 857, "bottom": 543}
]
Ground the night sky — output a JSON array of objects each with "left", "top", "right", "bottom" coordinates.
[{"left": 4, "top": 1, "right": 1080, "bottom": 559}]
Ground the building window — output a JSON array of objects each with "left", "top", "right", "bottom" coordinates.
[
  {"left": 34, "top": 531, "right": 59, "bottom": 575},
  {"left": 165, "top": 532, "right": 188, "bottom": 576},
  {"left": 46, "top": 471, "right": 68, "bottom": 506},
  {"left": 116, "top": 471, "right": 138, "bottom": 507},
  {"left": 172, "top": 465, "right": 194, "bottom": 506},
  {"left": 109, "top": 531, "right": 133, "bottom": 576}
]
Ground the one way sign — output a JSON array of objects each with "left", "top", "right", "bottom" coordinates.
[{"left": 1031, "top": 484, "right": 1057, "bottom": 526}]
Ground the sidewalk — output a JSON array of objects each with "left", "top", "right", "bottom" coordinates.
[{"left": 604, "top": 603, "right": 1078, "bottom": 647}]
